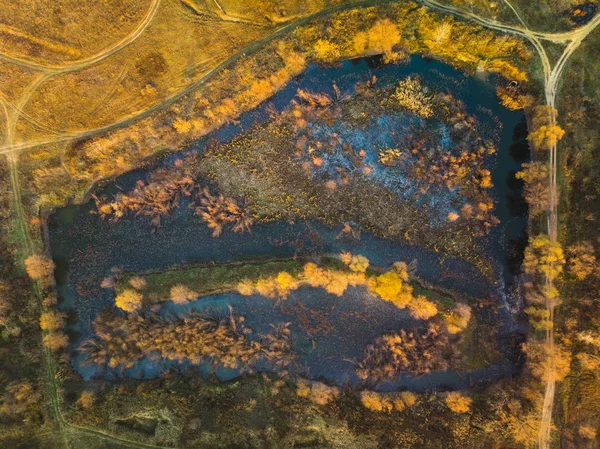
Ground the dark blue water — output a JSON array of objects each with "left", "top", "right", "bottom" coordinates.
[{"left": 49, "top": 55, "right": 527, "bottom": 389}]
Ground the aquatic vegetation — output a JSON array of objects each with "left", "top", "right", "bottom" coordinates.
[
  {"left": 356, "top": 324, "right": 451, "bottom": 380},
  {"left": 194, "top": 187, "right": 254, "bottom": 238},
  {"left": 93, "top": 156, "right": 253, "bottom": 236},
  {"left": 390, "top": 76, "right": 433, "bottom": 118},
  {"left": 202, "top": 65, "right": 502, "bottom": 265},
  {"left": 93, "top": 157, "right": 198, "bottom": 226},
  {"left": 80, "top": 310, "right": 295, "bottom": 373}
]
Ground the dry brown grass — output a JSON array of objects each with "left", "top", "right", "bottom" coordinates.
[
  {"left": 0, "top": 0, "right": 152, "bottom": 64},
  {"left": 0, "top": 62, "right": 39, "bottom": 103},
  {"left": 18, "top": 1, "right": 270, "bottom": 135},
  {"left": 216, "top": 0, "right": 340, "bottom": 23}
]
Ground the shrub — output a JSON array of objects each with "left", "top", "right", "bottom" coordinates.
[
  {"left": 129, "top": 276, "right": 147, "bottom": 290},
  {"left": 444, "top": 303, "right": 472, "bottom": 334},
  {"left": 309, "top": 382, "right": 339, "bottom": 405},
  {"left": 237, "top": 279, "right": 255, "bottom": 296},
  {"left": 445, "top": 392, "right": 472, "bottom": 413},
  {"left": 170, "top": 284, "right": 198, "bottom": 304},
  {"left": 78, "top": 391, "right": 96, "bottom": 409}
]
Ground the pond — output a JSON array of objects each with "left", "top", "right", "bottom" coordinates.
[{"left": 49, "top": 54, "right": 528, "bottom": 390}]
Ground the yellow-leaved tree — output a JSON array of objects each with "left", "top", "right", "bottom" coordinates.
[
  {"left": 524, "top": 235, "right": 565, "bottom": 282},
  {"left": 527, "top": 106, "right": 565, "bottom": 152},
  {"left": 445, "top": 392, "right": 472, "bottom": 413},
  {"left": 115, "top": 289, "right": 143, "bottom": 313},
  {"left": 25, "top": 255, "right": 55, "bottom": 283}
]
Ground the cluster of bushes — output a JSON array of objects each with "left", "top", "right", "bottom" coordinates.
[
  {"left": 237, "top": 253, "right": 442, "bottom": 321},
  {"left": 81, "top": 309, "right": 295, "bottom": 372},
  {"left": 94, "top": 155, "right": 253, "bottom": 235}
]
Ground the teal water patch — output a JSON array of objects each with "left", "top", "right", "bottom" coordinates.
[{"left": 49, "top": 55, "right": 528, "bottom": 389}]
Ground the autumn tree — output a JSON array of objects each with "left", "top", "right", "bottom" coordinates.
[
  {"left": 444, "top": 303, "right": 472, "bottom": 334},
  {"left": 0, "top": 281, "right": 10, "bottom": 327},
  {"left": 253, "top": 271, "right": 300, "bottom": 299},
  {"left": 312, "top": 39, "right": 341, "bottom": 64},
  {"left": 24, "top": 254, "right": 55, "bottom": 283},
  {"left": 78, "top": 391, "right": 96, "bottom": 409},
  {"left": 348, "top": 255, "right": 367, "bottom": 273},
  {"left": 353, "top": 19, "right": 403, "bottom": 62},
  {"left": 407, "top": 296, "right": 438, "bottom": 320},
  {"left": 393, "top": 391, "right": 418, "bottom": 411},
  {"left": 496, "top": 85, "right": 532, "bottom": 110},
  {"left": 527, "top": 105, "right": 565, "bottom": 152},
  {"left": 445, "top": 392, "right": 472, "bottom": 413},
  {"left": 524, "top": 306, "right": 553, "bottom": 331},
  {"left": 360, "top": 391, "right": 394, "bottom": 413},
  {"left": 524, "top": 341, "right": 571, "bottom": 383},
  {"left": 515, "top": 161, "right": 551, "bottom": 216},
  {"left": 507, "top": 412, "right": 543, "bottom": 447},
  {"left": 524, "top": 235, "right": 565, "bottom": 282},
  {"left": 43, "top": 332, "right": 68, "bottom": 351},
  {"left": 237, "top": 279, "right": 255, "bottom": 296},
  {"left": 0, "top": 382, "right": 39, "bottom": 415},
  {"left": 567, "top": 242, "right": 597, "bottom": 281},
  {"left": 39, "top": 310, "right": 66, "bottom": 331},
  {"left": 368, "top": 271, "right": 413, "bottom": 308},
  {"left": 115, "top": 289, "right": 143, "bottom": 313}
]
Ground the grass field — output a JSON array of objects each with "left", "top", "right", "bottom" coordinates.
[{"left": 0, "top": 0, "right": 152, "bottom": 64}]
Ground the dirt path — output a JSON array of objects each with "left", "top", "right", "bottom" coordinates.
[{"left": 0, "top": 0, "right": 161, "bottom": 73}]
